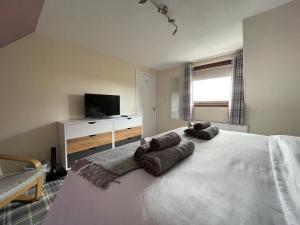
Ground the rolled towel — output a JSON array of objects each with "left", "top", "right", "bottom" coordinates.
[
  {"left": 134, "top": 143, "right": 151, "bottom": 161},
  {"left": 196, "top": 126, "right": 219, "bottom": 140},
  {"left": 184, "top": 128, "right": 196, "bottom": 136},
  {"left": 193, "top": 121, "right": 211, "bottom": 130},
  {"left": 142, "top": 141, "right": 195, "bottom": 176},
  {"left": 150, "top": 132, "right": 181, "bottom": 151},
  {"left": 185, "top": 126, "right": 219, "bottom": 140}
]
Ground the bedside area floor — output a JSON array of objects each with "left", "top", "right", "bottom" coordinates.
[{"left": 0, "top": 179, "right": 63, "bottom": 225}]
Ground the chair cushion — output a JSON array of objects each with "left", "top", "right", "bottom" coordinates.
[{"left": 0, "top": 169, "right": 42, "bottom": 202}]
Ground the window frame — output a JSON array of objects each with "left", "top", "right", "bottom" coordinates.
[
  {"left": 194, "top": 101, "right": 229, "bottom": 107},
  {"left": 192, "top": 59, "right": 232, "bottom": 108}
]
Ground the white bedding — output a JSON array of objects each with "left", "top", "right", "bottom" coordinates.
[
  {"left": 43, "top": 128, "right": 300, "bottom": 225},
  {"left": 269, "top": 135, "right": 300, "bottom": 225}
]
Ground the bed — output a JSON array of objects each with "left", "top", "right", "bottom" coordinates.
[{"left": 43, "top": 128, "right": 300, "bottom": 225}]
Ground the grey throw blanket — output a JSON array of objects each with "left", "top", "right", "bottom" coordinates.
[
  {"left": 142, "top": 141, "right": 195, "bottom": 176},
  {"left": 134, "top": 142, "right": 151, "bottom": 161},
  {"left": 150, "top": 132, "right": 181, "bottom": 151},
  {"left": 193, "top": 121, "right": 211, "bottom": 130},
  {"left": 72, "top": 142, "right": 141, "bottom": 189},
  {"left": 185, "top": 126, "right": 219, "bottom": 140}
]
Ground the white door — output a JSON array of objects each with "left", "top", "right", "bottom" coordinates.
[{"left": 136, "top": 71, "right": 156, "bottom": 137}]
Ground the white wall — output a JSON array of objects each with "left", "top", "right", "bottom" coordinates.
[
  {"left": 156, "top": 65, "right": 187, "bottom": 133},
  {"left": 157, "top": 1, "right": 300, "bottom": 137},
  {"left": 0, "top": 33, "right": 155, "bottom": 171},
  {"left": 244, "top": 0, "right": 300, "bottom": 136},
  {"left": 156, "top": 63, "right": 230, "bottom": 133}
]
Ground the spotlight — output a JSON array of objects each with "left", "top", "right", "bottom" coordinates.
[
  {"left": 159, "top": 5, "right": 168, "bottom": 14},
  {"left": 168, "top": 18, "right": 175, "bottom": 23},
  {"left": 138, "top": 0, "right": 147, "bottom": 5}
]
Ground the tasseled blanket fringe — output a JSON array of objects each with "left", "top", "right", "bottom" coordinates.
[
  {"left": 78, "top": 163, "right": 119, "bottom": 189},
  {"left": 71, "top": 159, "right": 120, "bottom": 189},
  {"left": 71, "top": 158, "right": 91, "bottom": 172}
]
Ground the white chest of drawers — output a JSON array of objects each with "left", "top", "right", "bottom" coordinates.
[{"left": 58, "top": 116, "right": 143, "bottom": 170}]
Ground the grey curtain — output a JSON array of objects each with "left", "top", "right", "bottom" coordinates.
[
  {"left": 182, "top": 63, "right": 193, "bottom": 121},
  {"left": 229, "top": 50, "right": 244, "bottom": 125}
]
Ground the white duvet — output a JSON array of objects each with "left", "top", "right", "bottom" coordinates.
[
  {"left": 269, "top": 135, "right": 300, "bottom": 225},
  {"left": 43, "top": 128, "right": 300, "bottom": 225}
]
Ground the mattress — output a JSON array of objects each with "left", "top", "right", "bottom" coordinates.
[{"left": 43, "top": 128, "right": 300, "bottom": 225}]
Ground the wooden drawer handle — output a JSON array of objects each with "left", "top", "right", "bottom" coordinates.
[
  {"left": 127, "top": 128, "right": 132, "bottom": 130},
  {"left": 88, "top": 122, "right": 96, "bottom": 124}
]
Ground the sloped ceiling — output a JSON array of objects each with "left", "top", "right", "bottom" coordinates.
[
  {"left": 36, "top": 0, "right": 292, "bottom": 70},
  {"left": 0, "top": 0, "right": 44, "bottom": 48},
  {"left": 1, "top": 0, "right": 292, "bottom": 70}
]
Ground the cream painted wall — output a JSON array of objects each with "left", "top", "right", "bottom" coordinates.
[
  {"left": 156, "top": 65, "right": 187, "bottom": 133},
  {"left": 244, "top": 0, "right": 300, "bottom": 136},
  {"left": 156, "top": 64, "right": 229, "bottom": 133},
  {"left": 0, "top": 33, "right": 154, "bottom": 171},
  {"left": 158, "top": 1, "right": 300, "bottom": 136}
]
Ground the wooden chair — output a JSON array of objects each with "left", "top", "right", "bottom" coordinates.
[{"left": 0, "top": 154, "right": 43, "bottom": 208}]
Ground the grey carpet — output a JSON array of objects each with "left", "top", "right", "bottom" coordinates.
[{"left": 0, "top": 179, "right": 63, "bottom": 225}]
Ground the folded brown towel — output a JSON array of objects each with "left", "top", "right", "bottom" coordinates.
[
  {"left": 185, "top": 126, "right": 219, "bottom": 140},
  {"left": 150, "top": 132, "right": 181, "bottom": 151},
  {"left": 193, "top": 121, "right": 211, "bottom": 130},
  {"left": 134, "top": 143, "right": 151, "bottom": 161},
  {"left": 142, "top": 141, "right": 195, "bottom": 176},
  {"left": 184, "top": 128, "right": 196, "bottom": 136}
]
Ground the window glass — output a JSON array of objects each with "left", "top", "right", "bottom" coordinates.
[{"left": 193, "top": 76, "right": 231, "bottom": 102}]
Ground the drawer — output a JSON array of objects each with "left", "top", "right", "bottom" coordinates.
[
  {"left": 114, "top": 117, "right": 142, "bottom": 130},
  {"left": 115, "top": 126, "right": 142, "bottom": 142},
  {"left": 67, "top": 132, "right": 112, "bottom": 154},
  {"left": 67, "top": 144, "right": 112, "bottom": 169},
  {"left": 115, "top": 136, "right": 141, "bottom": 148},
  {"left": 65, "top": 120, "right": 113, "bottom": 139}
]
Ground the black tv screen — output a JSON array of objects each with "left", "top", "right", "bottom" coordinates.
[{"left": 84, "top": 94, "right": 120, "bottom": 118}]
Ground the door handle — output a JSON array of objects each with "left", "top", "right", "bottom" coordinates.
[{"left": 153, "top": 107, "right": 156, "bottom": 111}]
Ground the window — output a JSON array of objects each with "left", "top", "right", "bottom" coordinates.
[{"left": 193, "top": 65, "right": 232, "bottom": 107}]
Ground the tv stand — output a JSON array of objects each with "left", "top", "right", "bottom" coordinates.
[{"left": 58, "top": 115, "right": 143, "bottom": 170}]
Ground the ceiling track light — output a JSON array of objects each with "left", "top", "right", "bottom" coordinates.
[{"left": 138, "top": 0, "right": 179, "bottom": 36}]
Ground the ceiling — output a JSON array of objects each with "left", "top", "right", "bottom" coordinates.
[{"left": 37, "top": 0, "right": 292, "bottom": 71}]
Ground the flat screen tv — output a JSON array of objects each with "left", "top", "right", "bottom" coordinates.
[{"left": 84, "top": 94, "right": 120, "bottom": 118}]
